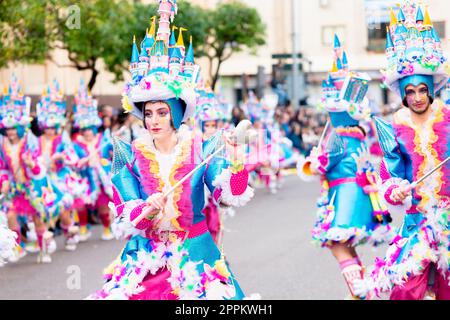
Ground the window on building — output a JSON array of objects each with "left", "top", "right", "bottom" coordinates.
[
  {"left": 434, "top": 21, "right": 446, "bottom": 39},
  {"left": 367, "top": 22, "right": 388, "bottom": 53},
  {"left": 322, "top": 25, "right": 346, "bottom": 46}
]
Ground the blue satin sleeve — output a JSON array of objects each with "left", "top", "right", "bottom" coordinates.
[
  {"left": 323, "top": 131, "right": 346, "bottom": 172},
  {"left": 204, "top": 156, "right": 229, "bottom": 194},
  {"left": 373, "top": 117, "right": 406, "bottom": 179},
  {"left": 111, "top": 160, "right": 147, "bottom": 202}
]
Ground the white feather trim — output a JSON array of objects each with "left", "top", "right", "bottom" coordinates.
[
  {"left": 110, "top": 200, "right": 147, "bottom": 240},
  {"left": 212, "top": 168, "right": 254, "bottom": 208},
  {"left": 296, "top": 156, "right": 320, "bottom": 182},
  {"left": 368, "top": 224, "right": 397, "bottom": 247},
  {"left": 0, "top": 224, "right": 17, "bottom": 266}
]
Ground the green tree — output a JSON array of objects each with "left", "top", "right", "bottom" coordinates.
[
  {"left": 204, "top": 1, "right": 266, "bottom": 90},
  {"left": 0, "top": 0, "right": 57, "bottom": 67},
  {"left": 0, "top": 0, "right": 265, "bottom": 92}
]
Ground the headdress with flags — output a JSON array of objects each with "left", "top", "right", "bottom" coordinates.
[
  {"left": 383, "top": 1, "right": 449, "bottom": 98},
  {"left": 0, "top": 74, "right": 31, "bottom": 130},
  {"left": 36, "top": 79, "right": 67, "bottom": 130},
  {"left": 72, "top": 79, "right": 102, "bottom": 130},
  {"left": 321, "top": 34, "right": 372, "bottom": 128},
  {"left": 121, "top": 0, "right": 200, "bottom": 130}
]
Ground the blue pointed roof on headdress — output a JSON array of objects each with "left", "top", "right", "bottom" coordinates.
[
  {"left": 386, "top": 29, "right": 394, "bottom": 49},
  {"left": 397, "top": 8, "right": 406, "bottom": 22},
  {"left": 141, "top": 33, "right": 154, "bottom": 52},
  {"left": 333, "top": 34, "right": 341, "bottom": 48},
  {"left": 336, "top": 57, "right": 342, "bottom": 70},
  {"left": 395, "top": 23, "right": 408, "bottom": 35},
  {"left": 416, "top": 7, "right": 424, "bottom": 22},
  {"left": 169, "top": 29, "right": 177, "bottom": 47},
  {"left": 185, "top": 37, "right": 194, "bottom": 64},
  {"left": 170, "top": 46, "right": 183, "bottom": 60},
  {"left": 342, "top": 51, "right": 348, "bottom": 66},
  {"left": 140, "top": 45, "right": 149, "bottom": 58},
  {"left": 327, "top": 74, "right": 334, "bottom": 86},
  {"left": 131, "top": 38, "right": 139, "bottom": 63}
]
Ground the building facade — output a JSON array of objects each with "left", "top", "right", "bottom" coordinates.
[{"left": 1, "top": 0, "right": 449, "bottom": 109}]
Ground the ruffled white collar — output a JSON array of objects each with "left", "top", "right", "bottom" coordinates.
[{"left": 134, "top": 124, "right": 192, "bottom": 157}]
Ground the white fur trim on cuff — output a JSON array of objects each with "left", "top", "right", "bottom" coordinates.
[
  {"left": 212, "top": 169, "right": 254, "bottom": 208},
  {"left": 379, "top": 178, "right": 412, "bottom": 217},
  {"left": 109, "top": 199, "right": 146, "bottom": 240}
]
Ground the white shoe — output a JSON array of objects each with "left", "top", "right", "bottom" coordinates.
[
  {"left": 8, "top": 246, "right": 27, "bottom": 263},
  {"left": 37, "top": 252, "right": 52, "bottom": 264},
  {"left": 78, "top": 226, "right": 91, "bottom": 242},
  {"left": 65, "top": 226, "right": 79, "bottom": 251},
  {"left": 24, "top": 242, "right": 40, "bottom": 253},
  {"left": 101, "top": 228, "right": 114, "bottom": 241}
]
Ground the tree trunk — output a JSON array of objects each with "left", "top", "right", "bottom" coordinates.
[
  {"left": 211, "top": 58, "right": 223, "bottom": 91},
  {"left": 88, "top": 66, "right": 99, "bottom": 91}
]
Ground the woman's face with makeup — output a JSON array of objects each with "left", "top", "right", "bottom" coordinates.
[
  {"left": 203, "top": 120, "right": 217, "bottom": 139},
  {"left": 144, "top": 101, "right": 174, "bottom": 139}
]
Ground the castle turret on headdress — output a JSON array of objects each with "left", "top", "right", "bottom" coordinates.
[
  {"left": 157, "top": 0, "right": 178, "bottom": 44},
  {"left": 130, "top": 36, "right": 140, "bottom": 79},
  {"left": 382, "top": 0, "right": 449, "bottom": 97}
]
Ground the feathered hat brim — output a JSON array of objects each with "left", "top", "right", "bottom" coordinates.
[
  {"left": 383, "top": 63, "right": 450, "bottom": 97},
  {"left": 124, "top": 80, "right": 196, "bottom": 122}
]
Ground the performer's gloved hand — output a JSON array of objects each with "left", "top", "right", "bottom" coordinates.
[
  {"left": 390, "top": 180, "right": 412, "bottom": 204},
  {"left": 352, "top": 278, "right": 374, "bottom": 300}
]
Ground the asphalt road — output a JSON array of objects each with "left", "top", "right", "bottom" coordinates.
[{"left": 0, "top": 175, "right": 392, "bottom": 300}]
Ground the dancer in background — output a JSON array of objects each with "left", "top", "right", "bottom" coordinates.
[
  {"left": 297, "top": 35, "right": 393, "bottom": 299},
  {"left": 72, "top": 80, "right": 113, "bottom": 241},
  {"left": 0, "top": 75, "right": 55, "bottom": 263},
  {"left": 35, "top": 80, "right": 87, "bottom": 251}
]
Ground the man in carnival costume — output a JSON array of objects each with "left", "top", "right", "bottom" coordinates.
[
  {"left": 297, "top": 35, "right": 394, "bottom": 299},
  {"left": 35, "top": 79, "right": 88, "bottom": 251},
  {"left": 0, "top": 75, "right": 56, "bottom": 263},
  {"left": 72, "top": 79, "right": 114, "bottom": 242},
  {"left": 354, "top": 1, "right": 450, "bottom": 300},
  {"left": 88, "top": 0, "right": 256, "bottom": 300}
]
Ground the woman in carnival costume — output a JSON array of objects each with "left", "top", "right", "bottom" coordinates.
[
  {"left": 354, "top": 2, "right": 450, "bottom": 300},
  {"left": 88, "top": 0, "right": 254, "bottom": 300},
  {"left": 297, "top": 35, "right": 394, "bottom": 299},
  {"left": 194, "top": 86, "right": 227, "bottom": 244},
  {"left": 72, "top": 79, "right": 114, "bottom": 242},
  {"left": 35, "top": 79, "right": 88, "bottom": 251},
  {"left": 0, "top": 75, "right": 56, "bottom": 263},
  {"left": 242, "top": 91, "right": 280, "bottom": 194}
]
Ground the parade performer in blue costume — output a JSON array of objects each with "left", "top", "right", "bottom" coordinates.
[
  {"left": 297, "top": 35, "right": 394, "bottom": 299},
  {"left": 88, "top": 0, "right": 255, "bottom": 300},
  {"left": 0, "top": 75, "right": 56, "bottom": 263},
  {"left": 243, "top": 91, "right": 281, "bottom": 194},
  {"left": 72, "top": 79, "right": 114, "bottom": 242},
  {"left": 194, "top": 86, "right": 225, "bottom": 244},
  {"left": 35, "top": 79, "right": 87, "bottom": 251},
  {"left": 353, "top": 1, "right": 450, "bottom": 300}
]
